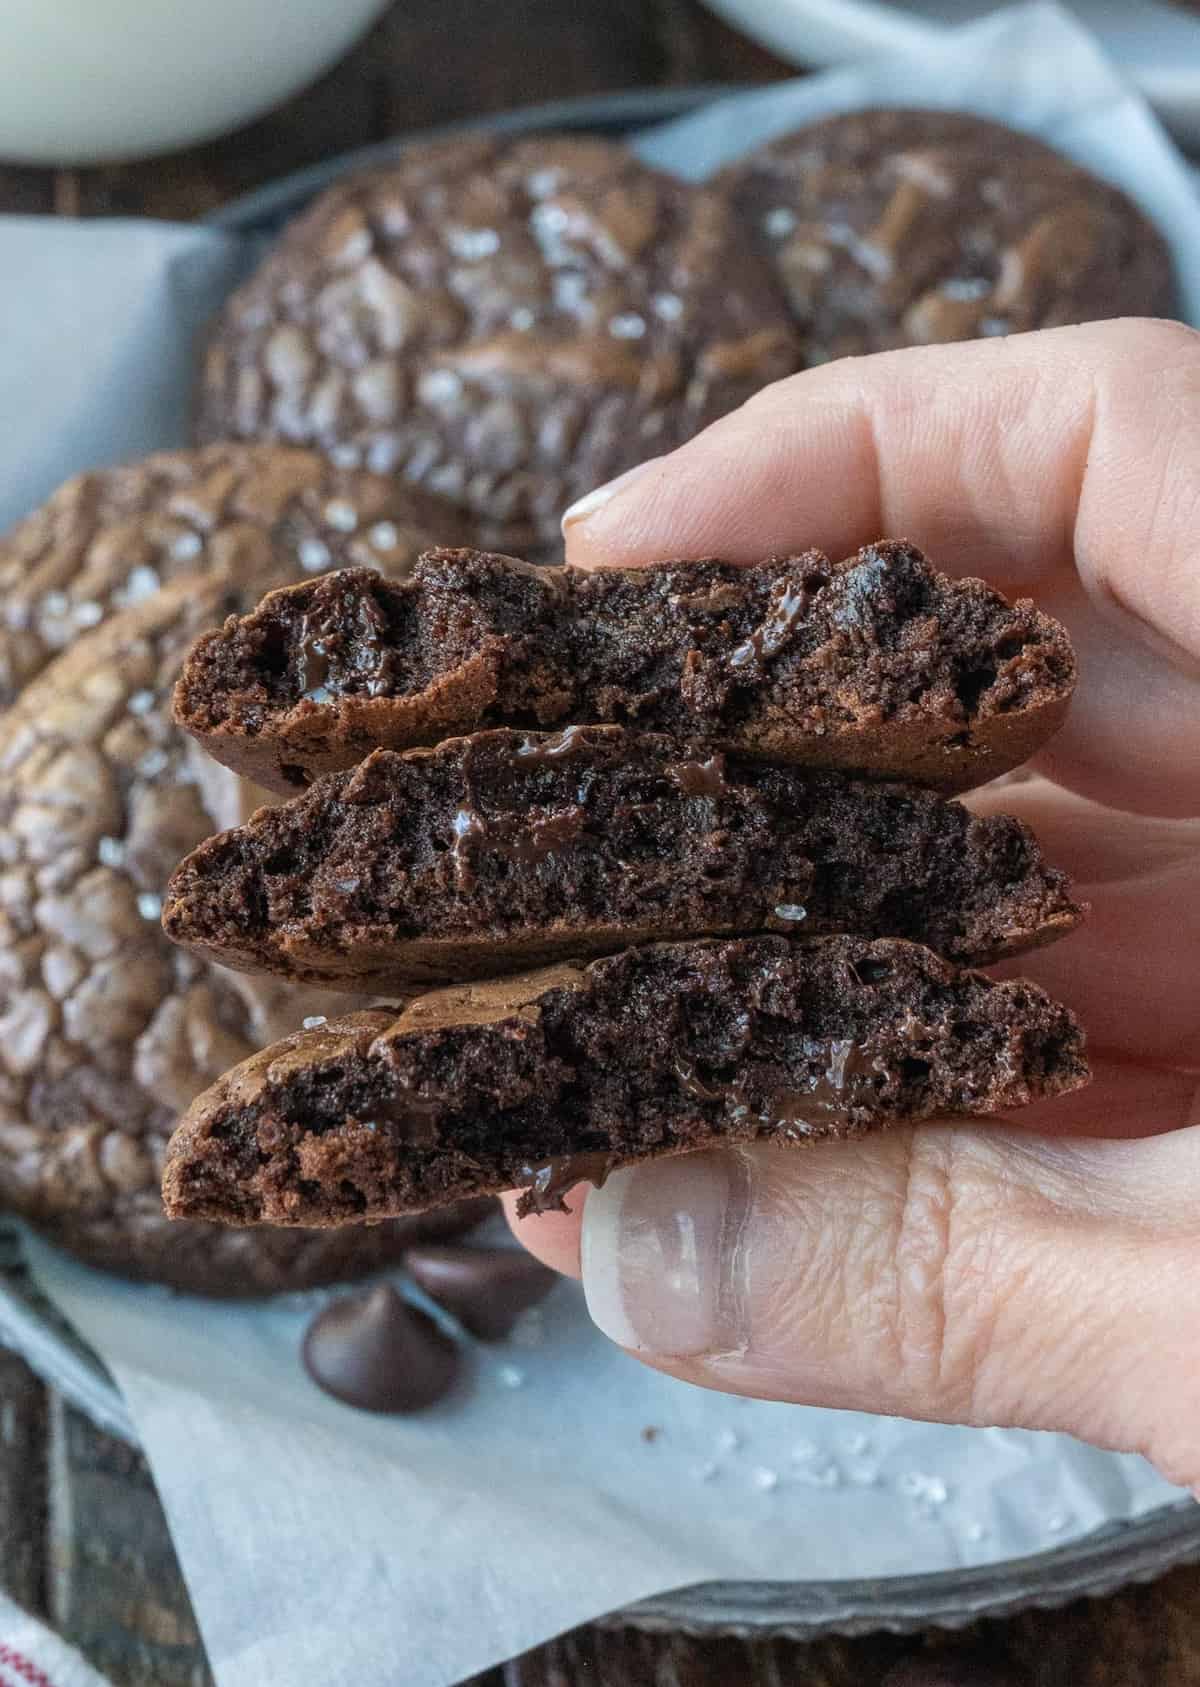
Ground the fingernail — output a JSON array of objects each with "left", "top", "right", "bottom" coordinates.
[
  {"left": 582, "top": 1152, "right": 752, "bottom": 1358},
  {"left": 560, "top": 456, "right": 663, "bottom": 531}
]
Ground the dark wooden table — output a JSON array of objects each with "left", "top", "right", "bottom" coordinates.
[{"left": 1, "top": 3, "right": 1197, "bottom": 1682}]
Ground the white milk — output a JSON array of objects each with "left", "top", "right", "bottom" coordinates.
[{"left": 0, "top": 0, "right": 391, "bottom": 164}]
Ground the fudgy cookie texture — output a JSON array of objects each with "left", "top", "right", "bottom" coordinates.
[
  {"left": 719, "top": 109, "right": 1174, "bottom": 359},
  {"left": 0, "top": 443, "right": 470, "bottom": 709},
  {"left": 173, "top": 543, "right": 1076, "bottom": 795},
  {"left": 0, "top": 567, "right": 489, "bottom": 1293},
  {"left": 192, "top": 134, "right": 798, "bottom": 545},
  {"left": 162, "top": 935, "right": 1089, "bottom": 1227},
  {"left": 162, "top": 726, "right": 1082, "bottom": 989}
]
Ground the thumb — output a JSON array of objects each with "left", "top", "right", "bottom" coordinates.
[{"left": 579, "top": 1104, "right": 1200, "bottom": 1488}]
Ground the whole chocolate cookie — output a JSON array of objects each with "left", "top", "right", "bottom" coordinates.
[
  {"left": 161, "top": 935, "right": 1089, "bottom": 1229},
  {"left": 194, "top": 135, "right": 799, "bottom": 543},
  {"left": 720, "top": 109, "right": 1174, "bottom": 359},
  {"left": 0, "top": 569, "right": 488, "bottom": 1294},
  {"left": 0, "top": 443, "right": 471, "bottom": 709}
]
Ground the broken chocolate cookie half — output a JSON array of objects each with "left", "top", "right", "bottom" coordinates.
[
  {"left": 162, "top": 935, "right": 1088, "bottom": 1227},
  {"left": 172, "top": 542, "right": 1075, "bottom": 795},
  {"left": 162, "top": 726, "right": 1082, "bottom": 990},
  {"left": 161, "top": 536, "right": 1087, "bottom": 1230}
]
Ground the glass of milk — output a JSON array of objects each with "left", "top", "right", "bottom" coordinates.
[{"left": 0, "top": 0, "right": 392, "bottom": 164}]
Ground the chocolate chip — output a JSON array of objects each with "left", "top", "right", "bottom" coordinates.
[
  {"left": 302, "top": 1282, "right": 460, "bottom": 1411},
  {"left": 405, "top": 1245, "right": 557, "bottom": 1341}
]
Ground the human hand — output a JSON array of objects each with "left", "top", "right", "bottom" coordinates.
[{"left": 504, "top": 318, "right": 1200, "bottom": 1489}]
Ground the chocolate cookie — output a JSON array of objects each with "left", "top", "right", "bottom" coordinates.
[
  {"left": 193, "top": 135, "right": 798, "bottom": 544},
  {"left": 161, "top": 935, "right": 1089, "bottom": 1228},
  {"left": 0, "top": 443, "right": 471, "bottom": 709},
  {"left": 162, "top": 726, "right": 1081, "bottom": 989},
  {"left": 0, "top": 568, "right": 488, "bottom": 1293},
  {"left": 719, "top": 109, "right": 1174, "bottom": 359},
  {"left": 173, "top": 544, "right": 1076, "bottom": 796}
]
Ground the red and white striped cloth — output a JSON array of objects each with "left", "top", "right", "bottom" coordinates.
[{"left": 0, "top": 1594, "right": 110, "bottom": 1687}]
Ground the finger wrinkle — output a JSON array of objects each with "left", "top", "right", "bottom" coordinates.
[
  {"left": 891, "top": 1129, "right": 955, "bottom": 1408},
  {"left": 1061, "top": 372, "right": 1098, "bottom": 586},
  {"left": 1097, "top": 561, "right": 1200, "bottom": 681},
  {"left": 982, "top": 1119, "right": 1200, "bottom": 1231},
  {"left": 848, "top": 393, "right": 886, "bottom": 551}
]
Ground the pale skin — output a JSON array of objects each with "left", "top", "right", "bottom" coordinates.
[{"left": 503, "top": 317, "right": 1200, "bottom": 1492}]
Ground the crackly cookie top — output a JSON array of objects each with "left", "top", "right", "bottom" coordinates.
[
  {"left": 720, "top": 108, "right": 1174, "bottom": 359},
  {"left": 194, "top": 134, "right": 799, "bottom": 542},
  {"left": 0, "top": 526, "right": 464, "bottom": 1290},
  {"left": 0, "top": 442, "right": 470, "bottom": 707}
]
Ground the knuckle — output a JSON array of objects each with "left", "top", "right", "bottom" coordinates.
[
  {"left": 1114, "top": 315, "right": 1200, "bottom": 363},
  {"left": 886, "top": 1131, "right": 995, "bottom": 1419},
  {"left": 1088, "top": 316, "right": 1200, "bottom": 391}
]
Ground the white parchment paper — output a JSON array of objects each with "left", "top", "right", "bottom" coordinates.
[{"left": 10, "top": 6, "right": 1199, "bottom": 1684}]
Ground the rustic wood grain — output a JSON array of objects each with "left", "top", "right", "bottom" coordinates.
[
  {"left": 0, "top": 2, "right": 1197, "bottom": 1683},
  {"left": 46, "top": 1395, "right": 211, "bottom": 1687},
  {"left": 0, "top": 1348, "right": 46, "bottom": 1614}
]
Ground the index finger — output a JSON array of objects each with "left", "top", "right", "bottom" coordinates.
[{"left": 562, "top": 318, "right": 1200, "bottom": 816}]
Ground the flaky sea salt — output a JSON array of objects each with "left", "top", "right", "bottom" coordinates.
[
  {"left": 763, "top": 207, "right": 797, "bottom": 238},
  {"left": 299, "top": 537, "right": 331, "bottom": 573},
  {"left": 419, "top": 369, "right": 464, "bottom": 404},
  {"left": 170, "top": 530, "right": 203, "bottom": 562},
  {"left": 118, "top": 564, "right": 161, "bottom": 606},
  {"left": 447, "top": 226, "right": 501, "bottom": 261},
  {"left": 898, "top": 1471, "right": 949, "bottom": 1511},
  {"left": 323, "top": 499, "right": 358, "bottom": 532},
  {"left": 845, "top": 1461, "right": 881, "bottom": 1487}
]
